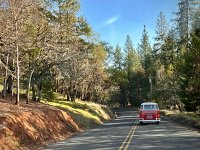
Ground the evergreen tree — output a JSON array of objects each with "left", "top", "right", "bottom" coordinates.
[
  {"left": 178, "top": 28, "right": 200, "bottom": 111},
  {"left": 175, "top": 0, "right": 200, "bottom": 111},
  {"left": 176, "top": 0, "right": 199, "bottom": 38},
  {"left": 113, "top": 44, "right": 123, "bottom": 70},
  {"left": 139, "top": 25, "right": 153, "bottom": 72},
  {"left": 124, "top": 35, "right": 143, "bottom": 106},
  {"left": 154, "top": 12, "right": 168, "bottom": 56},
  {"left": 175, "top": 0, "right": 200, "bottom": 50},
  {"left": 139, "top": 25, "right": 154, "bottom": 101},
  {"left": 108, "top": 44, "right": 128, "bottom": 106},
  {"left": 192, "top": 7, "right": 200, "bottom": 32}
]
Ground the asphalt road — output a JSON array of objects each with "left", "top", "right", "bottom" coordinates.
[{"left": 44, "top": 109, "right": 200, "bottom": 150}]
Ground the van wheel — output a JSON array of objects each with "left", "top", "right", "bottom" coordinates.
[
  {"left": 156, "top": 122, "right": 159, "bottom": 125},
  {"left": 140, "top": 122, "right": 143, "bottom": 125}
]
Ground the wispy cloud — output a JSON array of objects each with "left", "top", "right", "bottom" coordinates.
[{"left": 103, "top": 15, "right": 120, "bottom": 26}]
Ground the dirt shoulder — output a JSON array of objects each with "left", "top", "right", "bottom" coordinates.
[{"left": 0, "top": 98, "right": 113, "bottom": 150}]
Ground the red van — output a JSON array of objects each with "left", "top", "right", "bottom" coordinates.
[{"left": 139, "top": 102, "right": 160, "bottom": 125}]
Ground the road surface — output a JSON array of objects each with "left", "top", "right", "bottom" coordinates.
[{"left": 44, "top": 109, "right": 200, "bottom": 150}]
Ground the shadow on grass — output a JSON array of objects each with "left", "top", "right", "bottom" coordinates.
[{"left": 42, "top": 90, "right": 57, "bottom": 101}]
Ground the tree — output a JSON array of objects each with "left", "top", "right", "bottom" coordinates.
[
  {"left": 0, "top": 0, "right": 97, "bottom": 105},
  {"left": 139, "top": 25, "right": 153, "bottom": 72},
  {"left": 107, "top": 44, "right": 128, "bottom": 106},
  {"left": 22, "top": 1, "right": 50, "bottom": 103},
  {"left": 175, "top": 0, "right": 200, "bottom": 52},
  {"left": 124, "top": 35, "right": 142, "bottom": 106},
  {"left": 0, "top": 0, "right": 42, "bottom": 104},
  {"left": 175, "top": 0, "right": 200, "bottom": 111},
  {"left": 30, "top": 0, "right": 93, "bottom": 102},
  {"left": 154, "top": 12, "right": 168, "bottom": 56},
  {"left": 139, "top": 25, "right": 154, "bottom": 101},
  {"left": 113, "top": 44, "right": 123, "bottom": 70},
  {"left": 178, "top": 28, "right": 200, "bottom": 111},
  {"left": 176, "top": 0, "right": 200, "bottom": 38},
  {"left": 192, "top": 5, "right": 200, "bottom": 32}
]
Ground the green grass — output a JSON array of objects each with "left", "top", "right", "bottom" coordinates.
[
  {"left": 0, "top": 84, "right": 3, "bottom": 92},
  {"left": 42, "top": 99, "right": 113, "bottom": 128},
  {"left": 0, "top": 77, "right": 3, "bottom": 91},
  {"left": 161, "top": 109, "right": 200, "bottom": 130},
  {"left": 46, "top": 100, "right": 100, "bottom": 122},
  {"left": 162, "top": 110, "right": 200, "bottom": 119}
]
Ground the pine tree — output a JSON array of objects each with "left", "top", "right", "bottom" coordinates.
[
  {"left": 124, "top": 35, "right": 136, "bottom": 80},
  {"left": 139, "top": 25, "right": 152, "bottom": 72},
  {"left": 175, "top": 0, "right": 200, "bottom": 48},
  {"left": 124, "top": 35, "right": 143, "bottom": 106},
  {"left": 154, "top": 12, "right": 168, "bottom": 56},
  {"left": 139, "top": 25, "right": 154, "bottom": 101},
  {"left": 192, "top": 7, "right": 200, "bottom": 32},
  {"left": 175, "top": 0, "right": 200, "bottom": 111},
  {"left": 113, "top": 44, "right": 123, "bottom": 70},
  {"left": 178, "top": 28, "right": 200, "bottom": 111}
]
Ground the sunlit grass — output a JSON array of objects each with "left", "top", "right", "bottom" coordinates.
[
  {"left": 41, "top": 98, "right": 113, "bottom": 128},
  {"left": 52, "top": 100, "right": 100, "bottom": 121},
  {"left": 161, "top": 109, "right": 200, "bottom": 130},
  {"left": 0, "top": 84, "right": 3, "bottom": 92},
  {"left": 181, "top": 112, "right": 200, "bottom": 120},
  {"left": 162, "top": 109, "right": 200, "bottom": 119},
  {"left": 0, "top": 77, "right": 3, "bottom": 91},
  {"left": 161, "top": 109, "right": 180, "bottom": 115}
]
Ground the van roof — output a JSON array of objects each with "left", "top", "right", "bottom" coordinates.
[{"left": 141, "top": 102, "right": 158, "bottom": 105}]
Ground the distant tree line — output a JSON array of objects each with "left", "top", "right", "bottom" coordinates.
[{"left": 108, "top": 0, "right": 200, "bottom": 112}]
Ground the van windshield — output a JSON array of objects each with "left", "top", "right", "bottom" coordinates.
[{"left": 143, "top": 104, "right": 157, "bottom": 110}]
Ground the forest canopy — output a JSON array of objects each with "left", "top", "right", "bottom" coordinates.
[{"left": 0, "top": 0, "right": 200, "bottom": 112}]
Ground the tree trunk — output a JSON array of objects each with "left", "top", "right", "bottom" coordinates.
[
  {"left": 62, "top": 79, "right": 65, "bottom": 95},
  {"left": 66, "top": 92, "right": 70, "bottom": 101},
  {"left": 10, "top": 58, "right": 15, "bottom": 101},
  {"left": 15, "top": 44, "right": 20, "bottom": 105},
  {"left": 26, "top": 68, "right": 35, "bottom": 104},
  {"left": 37, "top": 78, "right": 42, "bottom": 102},
  {"left": 32, "top": 83, "right": 36, "bottom": 101},
  {"left": 11, "top": 83, "right": 14, "bottom": 101},
  {"left": 2, "top": 53, "right": 9, "bottom": 98},
  {"left": 55, "top": 75, "right": 59, "bottom": 92},
  {"left": 7, "top": 75, "right": 13, "bottom": 93},
  {"left": 81, "top": 90, "right": 84, "bottom": 101}
]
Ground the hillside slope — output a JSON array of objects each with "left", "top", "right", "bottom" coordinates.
[{"left": 0, "top": 98, "right": 114, "bottom": 150}]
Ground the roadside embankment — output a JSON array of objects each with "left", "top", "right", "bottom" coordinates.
[
  {"left": 0, "top": 99, "right": 114, "bottom": 150},
  {"left": 161, "top": 110, "right": 200, "bottom": 131}
]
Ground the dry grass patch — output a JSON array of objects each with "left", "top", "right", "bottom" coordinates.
[{"left": 161, "top": 110, "right": 200, "bottom": 131}]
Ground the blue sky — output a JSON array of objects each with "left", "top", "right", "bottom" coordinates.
[{"left": 80, "top": 0, "right": 179, "bottom": 48}]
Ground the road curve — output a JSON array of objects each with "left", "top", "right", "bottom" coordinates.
[{"left": 44, "top": 109, "right": 200, "bottom": 150}]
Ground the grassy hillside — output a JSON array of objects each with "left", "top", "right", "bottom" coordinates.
[
  {"left": 0, "top": 91, "right": 114, "bottom": 150},
  {"left": 42, "top": 99, "right": 114, "bottom": 128}
]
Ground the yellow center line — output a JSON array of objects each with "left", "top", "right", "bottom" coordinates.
[
  {"left": 124, "top": 121, "right": 137, "bottom": 150},
  {"left": 119, "top": 120, "right": 138, "bottom": 150}
]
